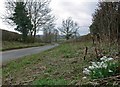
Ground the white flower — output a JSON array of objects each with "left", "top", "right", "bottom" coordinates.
[
  {"left": 82, "top": 76, "right": 87, "bottom": 79},
  {"left": 92, "top": 62, "right": 98, "bottom": 68},
  {"left": 108, "top": 70, "right": 113, "bottom": 72},
  {"left": 100, "top": 56, "right": 113, "bottom": 62},
  {"left": 97, "top": 62, "right": 101, "bottom": 65},
  {"left": 102, "top": 63, "right": 108, "bottom": 68},
  {"left": 99, "top": 61, "right": 104, "bottom": 67},
  {"left": 83, "top": 68, "right": 90, "bottom": 75},
  {"left": 83, "top": 70, "right": 89, "bottom": 75},
  {"left": 101, "top": 61, "right": 105, "bottom": 64},
  {"left": 100, "top": 56, "right": 107, "bottom": 61},
  {"left": 107, "top": 58, "right": 113, "bottom": 61},
  {"left": 91, "top": 62, "right": 96, "bottom": 65},
  {"left": 88, "top": 66, "right": 94, "bottom": 69}
]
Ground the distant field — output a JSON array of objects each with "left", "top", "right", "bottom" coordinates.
[
  {"left": 1, "top": 29, "right": 21, "bottom": 42},
  {"left": 1, "top": 41, "right": 46, "bottom": 51},
  {"left": 0, "top": 29, "right": 45, "bottom": 51}
]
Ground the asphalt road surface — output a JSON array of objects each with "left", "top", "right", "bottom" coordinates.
[{"left": 1, "top": 44, "right": 59, "bottom": 64}]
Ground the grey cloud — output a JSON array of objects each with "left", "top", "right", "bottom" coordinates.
[{"left": 50, "top": 0, "right": 98, "bottom": 35}]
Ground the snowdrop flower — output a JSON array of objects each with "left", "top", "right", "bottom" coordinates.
[
  {"left": 88, "top": 66, "right": 94, "bottom": 69},
  {"left": 108, "top": 70, "right": 113, "bottom": 72},
  {"left": 84, "top": 68, "right": 89, "bottom": 71},
  {"left": 91, "top": 62, "right": 96, "bottom": 65},
  {"left": 99, "top": 61, "right": 104, "bottom": 68},
  {"left": 83, "top": 68, "right": 90, "bottom": 75},
  {"left": 83, "top": 70, "right": 90, "bottom": 75},
  {"left": 101, "top": 61, "right": 105, "bottom": 64},
  {"left": 82, "top": 76, "right": 87, "bottom": 79},
  {"left": 103, "top": 58, "right": 113, "bottom": 62},
  {"left": 83, "top": 56, "right": 117, "bottom": 79},
  {"left": 92, "top": 62, "right": 98, "bottom": 68},
  {"left": 100, "top": 56, "right": 107, "bottom": 61},
  {"left": 98, "top": 64, "right": 102, "bottom": 68},
  {"left": 107, "top": 58, "right": 113, "bottom": 61},
  {"left": 100, "top": 56, "right": 113, "bottom": 62},
  {"left": 102, "top": 63, "right": 108, "bottom": 68},
  {"left": 97, "top": 62, "right": 101, "bottom": 65}
]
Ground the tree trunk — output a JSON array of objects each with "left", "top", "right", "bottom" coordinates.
[
  {"left": 33, "top": 30, "right": 36, "bottom": 42},
  {"left": 66, "top": 35, "right": 70, "bottom": 40}
]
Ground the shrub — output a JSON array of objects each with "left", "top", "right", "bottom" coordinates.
[{"left": 83, "top": 56, "right": 119, "bottom": 79}]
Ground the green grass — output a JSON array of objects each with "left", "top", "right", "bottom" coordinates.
[
  {"left": 2, "top": 42, "right": 94, "bottom": 85},
  {"left": 33, "top": 78, "right": 69, "bottom": 85},
  {"left": 1, "top": 41, "right": 46, "bottom": 51},
  {"left": 3, "top": 41, "right": 118, "bottom": 85}
]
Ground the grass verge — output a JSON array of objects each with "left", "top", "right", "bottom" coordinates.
[
  {"left": 2, "top": 42, "right": 94, "bottom": 85},
  {"left": 1, "top": 41, "right": 46, "bottom": 51},
  {"left": 3, "top": 41, "right": 118, "bottom": 85}
]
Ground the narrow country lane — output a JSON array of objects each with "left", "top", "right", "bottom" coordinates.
[{"left": 1, "top": 44, "right": 59, "bottom": 64}]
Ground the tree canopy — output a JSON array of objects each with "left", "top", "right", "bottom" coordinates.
[
  {"left": 58, "top": 17, "right": 80, "bottom": 40},
  {"left": 9, "top": 2, "right": 32, "bottom": 42}
]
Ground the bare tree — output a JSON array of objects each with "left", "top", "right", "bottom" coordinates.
[
  {"left": 53, "top": 29, "right": 59, "bottom": 42},
  {"left": 90, "top": 2, "right": 120, "bottom": 57},
  {"left": 43, "top": 20, "right": 56, "bottom": 43},
  {"left": 58, "top": 17, "right": 79, "bottom": 40},
  {"left": 3, "top": 0, "right": 16, "bottom": 26},
  {"left": 26, "top": 0, "right": 55, "bottom": 38},
  {"left": 3, "top": 0, "right": 55, "bottom": 41}
]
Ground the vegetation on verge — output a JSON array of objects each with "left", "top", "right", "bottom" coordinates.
[
  {"left": 33, "top": 78, "right": 69, "bottom": 85},
  {"left": 1, "top": 41, "right": 46, "bottom": 51},
  {"left": 83, "top": 56, "right": 119, "bottom": 79},
  {"left": 90, "top": 2, "right": 120, "bottom": 56},
  {"left": 2, "top": 41, "right": 120, "bottom": 85},
  {"left": 2, "top": 42, "right": 93, "bottom": 85}
]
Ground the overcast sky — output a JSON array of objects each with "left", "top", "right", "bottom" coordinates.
[{"left": 0, "top": 0, "right": 98, "bottom": 35}]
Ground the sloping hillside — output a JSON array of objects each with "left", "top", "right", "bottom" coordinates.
[{"left": 1, "top": 29, "right": 21, "bottom": 41}]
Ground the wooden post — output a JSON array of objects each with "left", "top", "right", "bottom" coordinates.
[{"left": 83, "top": 47, "right": 88, "bottom": 60}]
